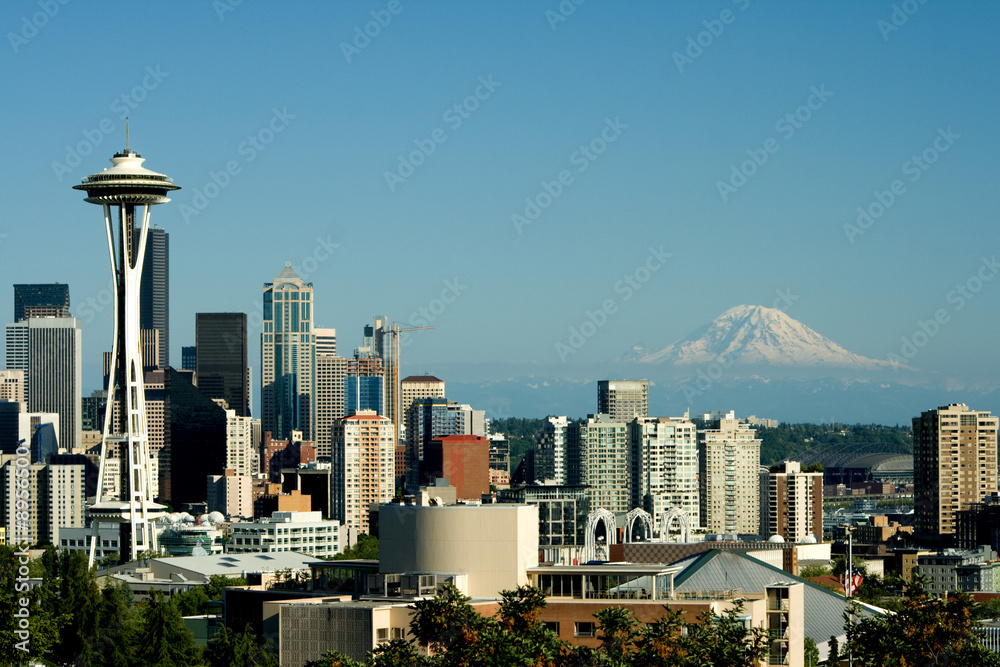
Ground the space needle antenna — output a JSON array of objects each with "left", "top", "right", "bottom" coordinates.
[{"left": 125, "top": 117, "right": 129, "bottom": 151}]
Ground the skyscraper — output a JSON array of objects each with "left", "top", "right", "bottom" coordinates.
[
  {"left": 261, "top": 263, "right": 316, "bottom": 441},
  {"left": 698, "top": 412, "right": 761, "bottom": 535},
  {"left": 196, "top": 313, "right": 250, "bottom": 417},
  {"left": 13, "top": 284, "right": 70, "bottom": 322},
  {"left": 138, "top": 227, "right": 169, "bottom": 369},
  {"left": 5, "top": 317, "right": 82, "bottom": 451},
  {"left": 914, "top": 404, "right": 999, "bottom": 543},
  {"left": 597, "top": 380, "right": 648, "bottom": 422}
]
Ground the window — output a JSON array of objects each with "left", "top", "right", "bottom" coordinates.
[
  {"left": 376, "top": 628, "right": 389, "bottom": 644},
  {"left": 543, "top": 622, "right": 559, "bottom": 635},
  {"left": 575, "top": 622, "right": 595, "bottom": 638}
]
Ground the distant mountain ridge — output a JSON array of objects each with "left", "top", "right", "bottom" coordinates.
[{"left": 626, "top": 305, "right": 898, "bottom": 370}]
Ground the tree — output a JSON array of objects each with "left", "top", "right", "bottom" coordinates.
[
  {"left": 804, "top": 636, "right": 820, "bottom": 667},
  {"left": 303, "top": 650, "right": 365, "bottom": 667},
  {"left": 88, "top": 580, "right": 140, "bottom": 667},
  {"left": 135, "top": 590, "right": 203, "bottom": 667},
  {"left": 209, "top": 623, "right": 278, "bottom": 667},
  {"left": 334, "top": 534, "right": 379, "bottom": 561},
  {"left": 685, "top": 602, "right": 769, "bottom": 667},
  {"left": 847, "top": 579, "right": 1000, "bottom": 666},
  {"left": 825, "top": 636, "right": 839, "bottom": 666}
]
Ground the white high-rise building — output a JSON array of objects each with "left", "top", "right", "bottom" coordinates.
[
  {"left": 698, "top": 412, "right": 761, "bottom": 535},
  {"left": 5, "top": 317, "right": 82, "bottom": 451},
  {"left": 225, "top": 409, "right": 256, "bottom": 475},
  {"left": 332, "top": 410, "right": 395, "bottom": 534},
  {"left": 315, "top": 337, "right": 347, "bottom": 459},
  {"left": 537, "top": 416, "right": 569, "bottom": 484},
  {"left": 630, "top": 415, "right": 700, "bottom": 531}
]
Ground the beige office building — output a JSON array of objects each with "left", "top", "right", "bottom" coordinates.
[
  {"left": 698, "top": 412, "right": 761, "bottom": 535},
  {"left": 0, "top": 370, "right": 25, "bottom": 403},
  {"left": 914, "top": 404, "right": 999, "bottom": 541},
  {"left": 400, "top": 375, "right": 445, "bottom": 445}
]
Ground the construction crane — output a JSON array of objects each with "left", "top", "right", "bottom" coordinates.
[{"left": 381, "top": 322, "right": 434, "bottom": 443}]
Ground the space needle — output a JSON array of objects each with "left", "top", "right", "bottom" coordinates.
[{"left": 74, "top": 124, "right": 179, "bottom": 565}]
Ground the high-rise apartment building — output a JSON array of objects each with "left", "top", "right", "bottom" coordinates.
[
  {"left": 567, "top": 414, "right": 630, "bottom": 515},
  {"left": 698, "top": 412, "right": 761, "bottom": 535},
  {"left": 536, "top": 416, "right": 569, "bottom": 484},
  {"left": 914, "top": 404, "right": 999, "bottom": 542},
  {"left": 13, "top": 284, "right": 70, "bottom": 322},
  {"left": 261, "top": 263, "right": 316, "bottom": 441},
  {"left": 196, "top": 313, "right": 250, "bottom": 417},
  {"left": 224, "top": 409, "right": 256, "bottom": 476},
  {"left": 138, "top": 227, "right": 169, "bottom": 369},
  {"left": 5, "top": 317, "right": 82, "bottom": 450},
  {"left": 597, "top": 380, "right": 648, "bottom": 422},
  {"left": 331, "top": 410, "right": 395, "bottom": 533},
  {"left": 630, "top": 415, "right": 700, "bottom": 530},
  {"left": 759, "top": 461, "right": 823, "bottom": 542}
]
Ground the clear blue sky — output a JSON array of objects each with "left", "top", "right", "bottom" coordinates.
[{"left": 1, "top": 1, "right": 998, "bottom": 413}]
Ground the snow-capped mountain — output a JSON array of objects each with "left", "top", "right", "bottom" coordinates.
[{"left": 627, "top": 305, "right": 896, "bottom": 369}]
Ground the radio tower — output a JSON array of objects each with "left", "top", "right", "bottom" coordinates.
[{"left": 74, "top": 123, "right": 179, "bottom": 565}]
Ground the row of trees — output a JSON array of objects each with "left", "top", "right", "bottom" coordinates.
[
  {"left": 0, "top": 546, "right": 274, "bottom": 666},
  {"left": 305, "top": 580, "right": 1000, "bottom": 667}
]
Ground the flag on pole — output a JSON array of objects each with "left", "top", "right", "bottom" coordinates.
[{"left": 845, "top": 563, "right": 864, "bottom": 596}]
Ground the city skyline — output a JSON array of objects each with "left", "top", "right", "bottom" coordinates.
[{"left": 1, "top": 3, "right": 998, "bottom": 424}]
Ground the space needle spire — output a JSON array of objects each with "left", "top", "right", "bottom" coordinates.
[{"left": 74, "top": 128, "right": 180, "bottom": 566}]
